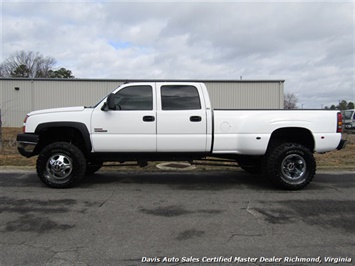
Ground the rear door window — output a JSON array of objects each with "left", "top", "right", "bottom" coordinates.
[{"left": 161, "top": 85, "right": 201, "bottom": 110}]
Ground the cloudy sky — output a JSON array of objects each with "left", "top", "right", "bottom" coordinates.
[{"left": 1, "top": 0, "right": 354, "bottom": 108}]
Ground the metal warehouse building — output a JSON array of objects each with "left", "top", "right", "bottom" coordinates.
[{"left": 0, "top": 78, "right": 284, "bottom": 127}]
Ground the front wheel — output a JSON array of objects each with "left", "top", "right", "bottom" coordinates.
[
  {"left": 264, "top": 143, "right": 316, "bottom": 190},
  {"left": 36, "top": 142, "right": 87, "bottom": 188}
]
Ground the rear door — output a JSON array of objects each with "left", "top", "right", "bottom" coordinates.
[{"left": 156, "top": 83, "right": 208, "bottom": 152}]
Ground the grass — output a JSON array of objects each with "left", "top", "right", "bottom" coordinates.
[
  {"left": 1, "top": 127, "right": 354, "bottom": 170},
  {"left": 314, "top": 131, "right": 355, "bottom": 170},
  {"left": 0, "top": 127, "right": 37, "bottom": 167}
]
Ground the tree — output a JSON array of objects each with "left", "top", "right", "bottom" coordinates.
[
  {"left": 324, "top": 100, "right": 354, "bottom": 110},
  {"left": 284, "top": 92, "right": 299, "bottom": 109},
  {"left": 0, "top": 50, "right": 74, "bottom": 78},
  {"left": 11, "top": 64, "right": 31, "bottom": 78},
  {"left": 347, "top": 102, "right": 354, "bottom": 109},
  {"left": 48, "top": 68, "right": 74, "bottom": 78},
  {"left": 337, "top": 100, "right": 348, "bottom": 111}
]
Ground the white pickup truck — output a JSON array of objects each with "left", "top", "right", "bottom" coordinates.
[{"left": 17, "top": 82, "right": 346, "bottom": 189}]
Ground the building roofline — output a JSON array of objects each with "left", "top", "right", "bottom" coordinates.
[{"left": 0, "top": 78, "right": 285, "bottom": 83}]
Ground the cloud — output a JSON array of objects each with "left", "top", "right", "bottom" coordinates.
[{"left": 1, "top": 1, "right": 354, "bottom": 108}]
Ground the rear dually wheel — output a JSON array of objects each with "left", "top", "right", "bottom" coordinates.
[{"left": 264, "top": 143, "right": 316, "bottom": 190}]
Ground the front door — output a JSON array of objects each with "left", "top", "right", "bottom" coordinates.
[{"left": 91, "top": 83, "right": 156, "bottom": 152}]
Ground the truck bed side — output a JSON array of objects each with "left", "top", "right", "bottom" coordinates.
[{"left": 212, "top": 110, "right": 342, "bottom": 155}]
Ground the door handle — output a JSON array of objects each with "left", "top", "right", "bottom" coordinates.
[
  {"left": 143, "top": 116, "right": 155, "bottom": 122},
  {"left": 190, "top": 116, "right": 202, "bottom": 122}
]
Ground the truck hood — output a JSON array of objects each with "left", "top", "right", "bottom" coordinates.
[{"left": 28, "top": 106, "right": 86, "bottom": 116}]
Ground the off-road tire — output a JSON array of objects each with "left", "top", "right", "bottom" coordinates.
[
  {"left": 36, "top": 142, "right": 86, "bottom": 188},
  {"left": 264, "top": 143, "right": 316, "bottom": 190}
]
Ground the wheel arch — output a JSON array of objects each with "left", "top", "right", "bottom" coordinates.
[
  {"left": 268, "top": 127, "right": 315, "bottom": 152},
  {"left": 34, "top": 122, "right": 92, "bottom": 156}
]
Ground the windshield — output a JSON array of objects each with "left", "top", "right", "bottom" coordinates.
[{"left": 344, "top": 110, "right": 354, "bottom": 120}]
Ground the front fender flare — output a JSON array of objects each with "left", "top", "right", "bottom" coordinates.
[{"left": 35, "top": 122, "right": 92, "bottom": 153}]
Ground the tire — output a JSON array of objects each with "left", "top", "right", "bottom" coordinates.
[
  {"left": 85, "top": 161, "right": 103, "bottom": 175},
  {"left": 264, "top": 143, "right": 316, "bottom": 190},
  {"left": 36, "top": 142, "right": 86, "bottom": 188}
]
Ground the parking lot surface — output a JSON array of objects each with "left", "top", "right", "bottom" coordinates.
[{"left": 0, "top": 169, "right": 354, "bottom": 265}]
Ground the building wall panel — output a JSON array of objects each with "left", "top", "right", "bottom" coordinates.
[
  {"left": 205, "top": 81, "right": 283, "bottom": 109},
  {"left": 32, "top": 80, "right": 122, "bottom": 110},
  {"left": 1, "top": 80, "right": 33, "bottom": 127}
]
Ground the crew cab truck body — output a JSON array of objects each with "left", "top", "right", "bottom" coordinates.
[{"left": 17, "top": 82, "right": 346, "bottom": 190}]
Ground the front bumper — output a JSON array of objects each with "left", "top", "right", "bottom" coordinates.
[
  {"left": 337, "top": 139, "right": 347, "bottom": 150},
  {"left": 17, "top": 133, "right": 39, "bottom": 157}
]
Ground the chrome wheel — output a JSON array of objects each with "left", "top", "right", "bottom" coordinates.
[
  {"left": 265, "top": 143, "right": 316, "bottom": 190},
  {"left": 281, "top": 154, "right": 306, "bottom": 184},
  {"left": 37, "top": 142, "right": 87, "bottom": 188},
  {"left": 45, "top": 153, "right": 73, "bottom": 184}
]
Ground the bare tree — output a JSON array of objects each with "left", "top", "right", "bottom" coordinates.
[
  {"left": 0, "top": 50, "right": 56, "bottom": 78},
  {"left": 284, "top": 92, "right": 299, "bottom": 109}
]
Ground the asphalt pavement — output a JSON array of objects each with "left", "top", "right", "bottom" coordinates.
[{"left": 0, "top": 168, "right": 354, "bottom": 266}]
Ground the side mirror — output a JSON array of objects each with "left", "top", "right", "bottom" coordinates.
[{"left": 101, "top": 93, "right": 115, "bottom": 111}]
